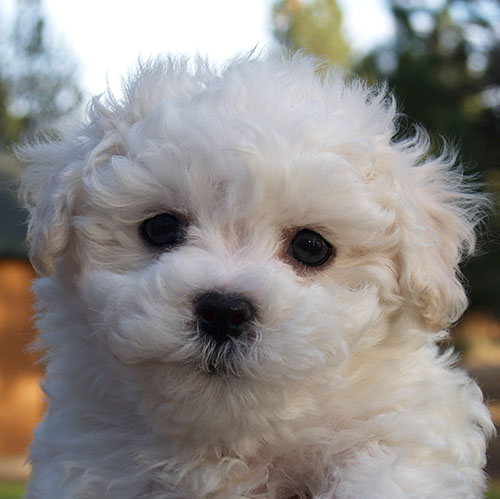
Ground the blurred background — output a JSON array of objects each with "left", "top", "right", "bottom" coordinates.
[{"left": 0, "top": 0, "right": 498, "bottom": 497}]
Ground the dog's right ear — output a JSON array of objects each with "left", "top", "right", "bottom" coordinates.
[{"left": 17, "top": 139, "right": 83, "bottom": 276}]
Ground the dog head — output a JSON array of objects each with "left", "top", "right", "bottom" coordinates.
[{"left": 19, "top": 54, "right": 483, "bottom": 443}]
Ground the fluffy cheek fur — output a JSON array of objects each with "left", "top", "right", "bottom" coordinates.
[{"left": 77, "top": 245, "right": 383, "bottom": 443}]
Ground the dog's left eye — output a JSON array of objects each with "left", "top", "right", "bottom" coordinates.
[
  {"left": 289, "top": 229, "right": 334, "bottom": 267},
  {"left": 140, "top": 213, "right": 185, "bottom": 248}
]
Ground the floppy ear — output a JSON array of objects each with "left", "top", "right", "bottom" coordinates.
[
  {"left": 17, "top": 139, "right": 83, "bottom": 276},
  {"left": 393, "top": 135, "right": 486, "bottom": 331}
]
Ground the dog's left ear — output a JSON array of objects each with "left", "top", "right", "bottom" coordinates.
[{"left": 394, "top": 140, "right": 485, "bottom": 331}]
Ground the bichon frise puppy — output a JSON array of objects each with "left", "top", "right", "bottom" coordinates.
[{"left": 19, "top": 53, "right": 494, "bottom": 498}]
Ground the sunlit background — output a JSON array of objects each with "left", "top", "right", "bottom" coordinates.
[{"left": 0, "top": 0, "right": 499, "bottom": 497}]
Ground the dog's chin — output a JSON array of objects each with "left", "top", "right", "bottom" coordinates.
[
  {"left": 133, "top": 335, "right": 256, "bottom": 411},
  {"left": 133, "top": 330, "right": 288, "bottom": 443},
  {"left": 139, "top": 363, "right": 263, "bottom": 445},
  {"left": 195, "top": 331, "right": 261, "bottom": 377},
  {"left": 198, "top": 343, "right": 245, "bottom": 377}
]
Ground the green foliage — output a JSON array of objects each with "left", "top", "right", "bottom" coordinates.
[
  {"left": 0, "top": 0, "right": 82, "bottom": 255},
  {"left": 0, "top": 85, "right": 26, "bottom": 146},
  {"left": 0, "top": 483, "right": 25, "bottom": 499},
  {"left": 0, "top": 154, "right": 28, "bottom": 258},
  {"left": 357, "top": 0, "right": 500, "bottom": 175},
  {"left": 486, "top": 483, "right": 500, "bottom": 499},
  {"left": 272, "top": 0, "right": 350, "bottom": 66},
  {"left": 0, "top": 0, "right": 82, "bottom": 146}
]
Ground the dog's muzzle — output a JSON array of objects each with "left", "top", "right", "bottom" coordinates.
[{"left": 194, "top": 291, "right": 256, "bottom": 345}]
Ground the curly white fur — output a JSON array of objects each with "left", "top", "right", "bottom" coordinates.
[{"left": 19, "top": 53, "right": 494, "bottom": 498}]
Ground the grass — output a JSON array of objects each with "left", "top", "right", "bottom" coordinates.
[
  {"left": 487, "top": 483, "right": 500, "bottom": 499},
  {"left": 0, "top": 483, "right": 25, "bottom": 499},
  {"left": 0, "top": 482, "right": 498, "bottom": 498}
]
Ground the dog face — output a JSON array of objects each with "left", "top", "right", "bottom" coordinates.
[{"left": 19, "top": 55, "right": 481, "bottom": 444}]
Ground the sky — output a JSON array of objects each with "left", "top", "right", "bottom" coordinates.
[{"left": 33, "top": 0, "right": 394, "bottom": 97}]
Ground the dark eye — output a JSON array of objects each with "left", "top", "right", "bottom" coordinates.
[
  {"left": 140, "top": 213, "right": 185, "bottom": 248},
  {"left": 289, "top": 229, "right": 334, "bottom": 267}
]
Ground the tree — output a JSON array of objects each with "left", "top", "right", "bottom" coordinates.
[
  {"left": 357, "top": 0, "right": 500, "bottom": 174},
  {"left": 356, "top": 0, "right": 500, "bottom": 314},
  {"left": 0, "top": 83, "right": 25, "bottom": 146},
  {"left": 0, "top": 0, "right": 82, "bottom": 256},
  {"left": 0, "top": 0, "right": 82, "bottom": 146},
  {"left": 272, "top": 0, "right": 350, "bottom": 66}
]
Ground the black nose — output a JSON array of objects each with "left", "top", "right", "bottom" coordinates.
[{"left": 194, "top": 292, "right": 256, "bottom": 344}]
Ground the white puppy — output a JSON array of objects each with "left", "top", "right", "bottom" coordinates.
[{"left": 20, "top": 53, "right": 494, "bottom": 498}]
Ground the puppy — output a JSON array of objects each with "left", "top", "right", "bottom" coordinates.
[{"left": 19, "top": 53, "right": 494, "bottom": 498}]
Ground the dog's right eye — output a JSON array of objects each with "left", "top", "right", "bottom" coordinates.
[{"left": 140, "top": 213, "right": 185, "bottom": 248}]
